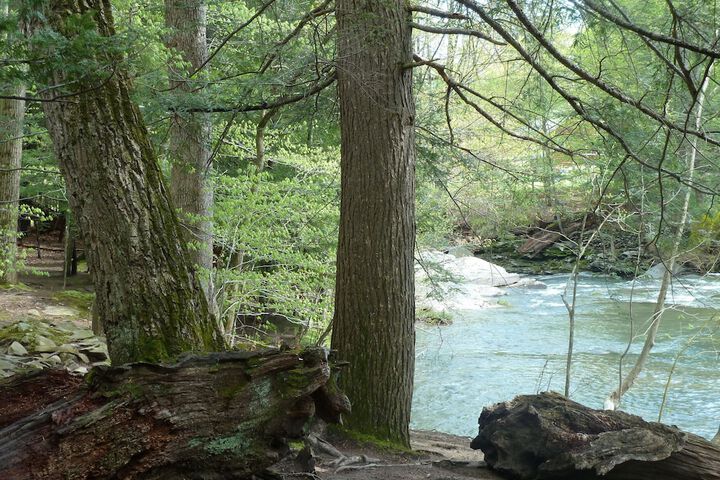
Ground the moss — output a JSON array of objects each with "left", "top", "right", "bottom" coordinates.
[
  {"left": 99, "top": 380, "right": 144, "bottom": 399},
  {"left": 416, "top": 308, "right": 453, "bottom": 326},
  {"left": 217, "top": 380, "right": 247, "bottom": 400},
  {"left": 52, "top": 289, "right": 94, "bottom": 315},
  {"left": 0, "top": 319, "right": 71, "bottom": 349},
  {"left": 330, "top": 425, "right": 415, "bottom": 454},
  {"left": 203, "top": 431, "right": 251, "bottom": 455},
  {"left": 288, "top": 440, "right": 305, "bottom": 451},
  {"left": 0, "top": 282, "right": 33, "bottom": 292}
]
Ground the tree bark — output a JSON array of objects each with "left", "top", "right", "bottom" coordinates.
[
  {"left": 0, "top": 348, "right": 349, "bottom": 479},
  {"left": 26, "top": 0, "right": 224, "bottom": 364},
  {"left": 472, "top": 392, "right": 720, "bottom": 480},
  {"left": 0, "top": 1, "right": 25, "bottom": 284},
  {"left": 165, "top": 0, "right": 215, "bottom": 304},
  {"left": 331, "top": 0, "right": 416, "bottom": 447}
]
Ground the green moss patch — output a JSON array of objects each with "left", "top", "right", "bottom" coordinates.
[{"left": 52, "top": 290, "right": 94, "bottom": 315}]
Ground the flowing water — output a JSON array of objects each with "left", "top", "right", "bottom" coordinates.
[{"left": 411, "top": 273, "right": 720, "bottom": 440}]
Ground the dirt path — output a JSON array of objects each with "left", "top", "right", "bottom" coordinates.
[
  {"left": 1, "top": 235, "right": 93, "bottom": 329},
  {"left": 268, "top": 430, "right": 503, "bottom": 480}
]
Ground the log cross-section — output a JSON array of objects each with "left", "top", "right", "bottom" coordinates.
[
  {"left": 0, "top": 348, "right": 349, "bottom": 479},
  {"left": 471, "top": 392, "right": 720, "bottom": 480}
]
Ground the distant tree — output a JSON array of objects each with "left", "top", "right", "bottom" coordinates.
[
  {"left": 0, "top": 0, "right": 25, "bottom": 284},
  {"left": 165, "top": 0, "right": 215, "bottom": 306},
  {"left": 25, "top": 0, "right": 224, "bottom": 364},
  {"left": 331, "top": 0, "right": 416, "bottom": 447}
]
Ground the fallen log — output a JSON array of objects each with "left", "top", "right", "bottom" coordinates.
[
  {"left": 471, "top": 392, "right": 720, "bottom": 480},
  {"left": 0, "top": 348, "right": 349, "bottom": 479},
  {"left": 517, "top": 215, "right": 598, "bottom": 257}
]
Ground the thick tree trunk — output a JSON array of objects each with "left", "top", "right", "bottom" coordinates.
[
  {"left": 165, "top": 0, "right": 215, "bottom": 304},
  {"left": 331, "top": 0, "right": 416, "bottom": 447},
  {"left": 0, "top": 1, "right": 25, "bottom": 284},
  {"left": 0, "top": 348, "right": 349, "bottom": 479},
  {"left": 472, "top": 392, "right": 720, "bottom": 480},
  {"left": 26, "top": 0, "right": 224, "bottom": 364}
]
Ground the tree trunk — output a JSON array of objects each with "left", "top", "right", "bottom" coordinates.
[
  {"left": 0, "top": 0, "right": 25, "bottom": 284},
  {"left": 0, "top": 348, "right": 349, "bottom": 479},
  {"left": 331, "top": 0, "right": 416, "bottom": 447},
  {"left": 26, "top": 0, "right": 224, "bottom": 364},
  {"left": 165, "top": 0, "right": 215, "bottom": 305},
  {"left": 472, "top": 392, "right": 720, "bottom": 480}
]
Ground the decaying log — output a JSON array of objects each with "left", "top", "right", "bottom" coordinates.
[
  {"left": 0, "top": 348, "right": 349, "bottom": 479},
  {"left": 517, "top": 216, "right": 598, "bottom": 257},
  {"left": 471, "top": 392, "right": 720, "bottom": 480}
]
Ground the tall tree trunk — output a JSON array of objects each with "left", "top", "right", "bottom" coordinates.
[
  {"left": 165, "top": 0, "right": 214, "bottom": 304},
  {"left": 331, "top": 0, "right": 416, "bottom": 447},
  {"left": 0, "top": 1, "right": 25, "bottom": 284},
  {"left": 26, "top": 0, "right": 224, "bottom": 364}
]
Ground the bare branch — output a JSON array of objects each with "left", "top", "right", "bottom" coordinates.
[
  {"left": 408, "top": 5, "right": 470, "bottom": 21},
  {"left": 410, "top": 23, "right": 505, "bottom": 46}
]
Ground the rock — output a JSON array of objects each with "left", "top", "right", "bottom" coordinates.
[
  {"left": 55, "top": 344, "right": 79, "bottom": 354},
  {"left": 33, "top": 335, "right": 57, "bottom": 351},
  {"left": 0, "top": 357, "right": 18, "bottom": 370},
  {"left": 74, "top": 352, "right": 90, "bottom": 363},
  {"left": 69, "top": 329, "right": 94, "bottom": 341},
  {"left": 26, "top": 309, "right": 42, "bottom": 317},
  {"left": 8, "top": 341, "right": 28, "bottom": 356},
  {"left": 506, "top": 278, "right": 547, "bottom": 289},
  {"left": 42, "top": 306, "right": 78, "bottom": 317},
  {"left": 416, "top": 250, "right": 520, "bottom": 312},
  {"left": 47, "top": 355, "right": 62, "bottom": 365},
  {"left": 643, "top": 262, "right": 684, "bottom": 279},
  {"left": 447, "top": 245, "right": 475, "bottom": 258}
]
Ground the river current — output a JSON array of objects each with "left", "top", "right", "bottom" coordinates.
[{"left": 411, "top": 273, "right": 720, "bottom": 439}]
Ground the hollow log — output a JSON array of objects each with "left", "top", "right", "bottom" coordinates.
[
  {"left": 471, "top": 392, "right": 720, "bottom": 480},
  {"left": 0, "top": 348, "right": 349, "bottom": 479}
]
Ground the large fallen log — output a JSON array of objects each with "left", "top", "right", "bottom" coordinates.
[
  {"left": 0, "top": 348, "right": 349, "bottom": 479},
  {"left": 517, "top": 215, "right": 598, "bottom": 257},
  {"left": 471, "top": 392, "right": 720, "bottom": 480}
]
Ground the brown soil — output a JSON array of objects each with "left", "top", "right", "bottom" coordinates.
[
  {"left": 268, "top": 430, "right": 503, "bottom": 480},
  {"left": 1, "top": 234, "right": 93, "bottom": 328}
]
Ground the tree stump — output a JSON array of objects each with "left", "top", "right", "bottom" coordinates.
[
  {"left": 0, "top": 348, "right": 349, "bottom": 479},
  {"left": 471, "top": 392, "right": 720, "bottom": 479}
]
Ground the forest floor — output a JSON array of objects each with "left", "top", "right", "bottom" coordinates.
[
  {"left": 0, "top": 235, "right": 93, "bottom": 329},
  {"left": 269, "top": 429, "right": 503, "bottom": 480}
]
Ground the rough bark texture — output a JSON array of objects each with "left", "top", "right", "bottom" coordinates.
[
  {"left": 0, "top": 348, "right": 349, "bottom": 479},
  {"left": 331, "top": 0, "right": 416, "bottom": 447},
  {"left": 165, "top": 0, "right": 214, "bottom": 297},
  {"left": 27, "top": 0, "right": 224, "bottom": 364},
  {"left": 471, "top": 392, "right": 720, "bottom": 480},
  {"left": 0, "top": 0, "right": 24, "bottom": 284}
]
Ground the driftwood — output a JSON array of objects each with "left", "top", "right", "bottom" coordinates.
[
  {"left": 517, "top": 215, "right": 598, "bottom": 257},
  {"left": 0, "top": 348, "right": 349, "bottom": 479},
  {"left": 471, "top": 392, "right": 720, "bottom": 480}
]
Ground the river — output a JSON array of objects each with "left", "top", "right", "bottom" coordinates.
[{"left": 411, "top": 272, "right": 720, "bottom": 440}]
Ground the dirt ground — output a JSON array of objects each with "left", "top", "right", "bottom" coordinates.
[
  {"left": 0, "top": 234, "right": 93, "bottom": 329},
  {"left": 267, "top": 430, "right": 503, "bottom": 480}
]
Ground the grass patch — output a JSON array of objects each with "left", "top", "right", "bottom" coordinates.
[
  {"left": 52, "top": 290, "right": 94, "bottom": 315},
  {"left": 0, "top": 282, "right": 33, "bottom": 292},
  {"left": 416, "top": 307, "right": 453, "bottom": 326},
  {"left": 330, "top": 425, "right": 416, "bottom": 454}
]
